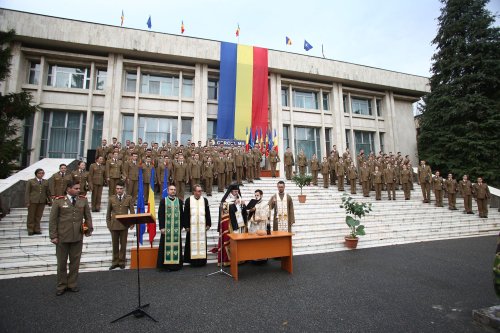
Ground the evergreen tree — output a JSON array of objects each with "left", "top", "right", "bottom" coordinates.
[
  {"left": 418, "top": 0, "right": 500, "bottom": 186},
  {"left": 0, "top": 30, "right": 38, "bottom": 178}
]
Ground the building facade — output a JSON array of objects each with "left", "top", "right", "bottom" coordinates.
[{"left": 0, "top": 9, "right": 429, "bottom": 172}]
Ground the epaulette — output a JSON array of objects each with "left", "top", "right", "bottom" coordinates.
[
  {"left": 54, "top": 196, "right": 65, "bottom": 200},
  {"left": 78, "top": 195, "right": 87, "bottom": 199}
]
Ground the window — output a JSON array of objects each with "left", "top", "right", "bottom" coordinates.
[
  {"left": 91, "top": 113, "right": 103, "bottom": 148},
  {"left": 293, "top": 90, "right": 319, "bottom": 109},
  {"left": 22, "top": 114, "right": 34, "bottom": 167},
  {"left": 294, "top": 126, "right": 320, "bottom": 162},
  {"left": 343, "top": 95, "right": 348, "bottom": 113},
  {"left": 281, "top": 88, "right": 289, "bottom": 107},
  {"left": 181, "top": 118, "right": 192, "bottom": 145},
  {"left": 379, "top": 132, "right": 385, "bottom": 153},
  {"left": 354, "top": 131, "right": 375, "bottom": 156},
  {"left": 325, "top": 128, "right": 332, "bottom": 156},
  {"left": 283, "top": 125, "right": 290, "bottom": 150},
  {"left": 47, "top": 65, "right": 90, "bottom": 89},
  {"left": 182, "top": 77, "right": 194, "bottom": 98},
  {"left": 376, "top": 99, "right": 382, "bottom": 117},
  {"left": 122, "top": 115, "right": 134, "bottom": 143},
  {"left": 345, "top": 129, "right": 351, "bottom": 150},
  {"left": 137, "top": 116, "right": 178, "bottom": 144},
  {"left": 95, "top": 69, "right": 107, "bottom": 90},
  {"left": 40, "top": 110, "right": 86, "bottom": 159},
  {"left": 141, "top": 73, "right": 179, "bottom": 97},
  {"left": 125, "top": 72, "right": 137, "bottom": 92},
  {"left": 351, "top": 98, "right": 372, "bottom": 116},
  {"left": 208, "top": 79, "right": 218, "bottom": 100},
  {"left": 322, "top": 93, "right": 330, "bottom": 111},
  {"left": 207, "top": 120, "right": 217, "bottom": 140},
  {"left": 27, "top": 61, "right": 41, "bottom": 85}
]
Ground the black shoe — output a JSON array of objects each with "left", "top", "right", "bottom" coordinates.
[
  {"left": 109, "top": 265, "right": 119, "bottom": 270},
  {"left": 119, "top": 265, "right": 125, "bottom": 269},
  {"left": 34, "top": 231, "right": 42, "bottom": 235},
  {"left": 67, "top": 287, "right": 79, "bottom": 293},
  {"left": 56, "top": 289, "right": 66, "bottom": 296},
  {"left": 28, "top": 232, "right": 34, "bottom": 236},
  {"left": 467, "top": 211, "right": 474, "bottom": 214}
]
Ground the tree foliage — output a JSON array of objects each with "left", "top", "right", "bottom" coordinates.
[
  {"left": 0, "top": 29, "right": 38, "bottom": 178},
  {"left": 418, "top": 0, "right": 500, "bottom": 187}
]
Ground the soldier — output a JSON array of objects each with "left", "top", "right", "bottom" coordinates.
[
  {"left": 202, "top": 157, "right": 216, "bottom": 196},
  {"left": 189, "top": 153, "right": 203, "bottom": 193},
  {"left": 335, "top": 157, "right": 346, "bottom": 191},
  {"left": 268, "top": 148, "right": 279, "bottom": 178},
  {"left": 106, "top": 181, "right": 134, "bottom": 270},
  {"left": 49, "top": 181, "right": 93, "bottom": 296},
  {"left": 320, "top": 157, "right": 330, "bottom": 189},
  {"left": 71, "top": 161, "right": 89, "bottom": 197},
  {"left": 310, "top": 154, "right": 320, "bottom": 186},
  {"left": 25, "top": 168, "right": 51, "bottom": 235},
  {"left": 360, "top": 162, "right": 371, "bottom": 197},
  {"left": 225, "top": 152, "right": 235, "bottom": 186},
  {"left": 297, "top": 149, "right": 307, "bottom": 176},
  {"left": 142, "top": 156, "right": 154, "bottom": 202},
  {"left": 88, "top": 156, "right": 106, "bottom": 212},
  {"left": 284, "top": 147, "right": 295, "bottom": 180},
  {"left": 96, "top": 139, "right": 108, "bottom": 161},
  {"left": 473, "top": 177, "right": 490, "bottom": 218},
  {"left": 245, "top": 150, "right": 255, "bottom": 183},
  {"left": 347, "top": 162, "right": 358, "bottom": 194},
  {"left": 172, "top": 154, "right": 189, "bottom": 200},
  {"left": 459, "top": 175, "right": 474, "bottom": 214},
  {"left": 106, "top": 152, "right": 123, "bottom": 196},
  {"left": 372, "top": 166, "right": 383, "bottom": 200},
  {"left": 123, "top": 152, "right": 140, "bottom": 203},
  {"left": 215, "top": 151, "right": 226, "bottom": 192},
  {"left": 417, "top": 160, "right": 432, "bottom": 203},
  {"left": 383, "top": 163, "right": 396, "bottom": 200},
  {"left": 234, "top": 148, "right": 245, "bottom": 185},
  {"left": 356, "top": 149, "right": 365, "bottom": 181},
  {"left": 432, "top": 171, "right": 444, "bottom": 207},
  {"left": 49, "top": 164, "right": 72, "bottom": 199},
  {"left": 400, "top": 164, "right": 412, "bottom": 200},
  {"left": 328, "top": 149, "right": 339, "bottom": 185},
  {"left": 444, "top": 173, "right": 458, "bottom": 210},
  {"left": 157, "top": 155, "right": 173, "bottom": 196}
]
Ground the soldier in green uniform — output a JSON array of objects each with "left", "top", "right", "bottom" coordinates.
[
  {"left": 89, "top": 156, "right": 106, "bottom": 212},
  {"left": 432, "top": 171, "right": 444, "bottom": 207},
  {"left": 360, "top": 162, "right": 371, "bottom": 197},
  {"left": 347, "top": 162, "right": 358, "bottom": 194},
  {"left": 297, "top": 149, "right": 307, "bottom": 176},
  {"left": 459, "top": 174, "right": 474, "bottom": 214},
  {"left": 202, "top": 157, "right": 215, "bottom": 196},
  {"left": 173, "top": 154, "right": 189, "bottom": 200},
  {"left": 328, "top": 149, "right": 339, "bottom": 185},
  {"left": 49, "top": 181, "right": 93, "bottom": 296},
  {"left": 284, "top": 147, "right": 294, "bottom": 180},
  {"left": 372, "top": 166, "right": 383, "bottom": 200},
  {"left": 473, "top": 177, "right": 490, "bottom": 218},
  {"left": 310, "top": 154, "right": 320, "bottom": 186},
  {"left": 400, "top": 164, "right": 412, "bottom": 200},
  {"left": 268, "top": 149, "right": 279, "bottom": 178},
  {"left": 25, "top": 168, "right": 51, "bottom": 235},
  {"left": 245, "top": 150, "right": 255, "bottom": 183},
  {"left": 106, "top": 152, "right": 123, "bottom": 196},
  {"left": 444, "top": 173, "right": 458, "bottom": 210},
  {"left": 189, "top": 153, "right": 203, "bottom": 193},
  {"left": 214, "top": 151, "right": 226, "bottom": 192},
  {"left": 71, "top": 161, "right": 89, "bottom": 197},
  {"left": 417, "top": 160, "right": 432, "bottom": 203},
  {"left": 335, "top": 157, "right": 346, "bottom": 191},
  {"left": 106, "top": 181, "right": 134, "bottom": 270},
  {"left": 383, "top": 163, "right": 396, "bottom": 200},
  {"left": 49, "top": 164, "right": 72, "bottom": 200},
  {"left": 320, "top": 157, "right": 330, "bottom": 189}
]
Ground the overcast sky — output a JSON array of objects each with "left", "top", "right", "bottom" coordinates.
[{"left": 1, "top": 0, "right": 499, "bottom": 77}]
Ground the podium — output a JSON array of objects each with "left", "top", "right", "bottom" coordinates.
[{"left": 111, "top": 213, "right": 157, "bottom": 323}]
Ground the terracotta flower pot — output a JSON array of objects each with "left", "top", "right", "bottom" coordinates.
[
  {"left": 344, "top": 236, "right": 359, "bottom": 249},
  {"left": 298, "top": 194, "right": 306, "bottom": 203}
]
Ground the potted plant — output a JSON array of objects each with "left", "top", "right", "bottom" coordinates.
[
  {"left": 292, "top": 174, "right": 312, "bottom": 203},
  {"left": 340, "top": 194, "right": 372, "bottom": 249}
]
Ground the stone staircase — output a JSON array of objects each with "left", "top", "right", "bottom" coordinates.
[{"left": 0, "top": 178, "right": 498, "bottom": 279}]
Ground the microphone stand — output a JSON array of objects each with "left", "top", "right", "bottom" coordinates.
[{"left": 206, "top": 203, "right": 233, "bottom": 278}]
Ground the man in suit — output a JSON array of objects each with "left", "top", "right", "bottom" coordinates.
[
  {"left": 49, "top": 164, "right": 72, "bottom": 199},
  {"left": 49, "top": 181, "right": 93, "bottom": 296},
  {"left": 25, "top": 168, "right": 51, "bottom": 235},
  {"left": 173, "top": 154, "right": 189, "bottom": 200},
  {"left": 284, "top": 147, "right": 294, "bottom": 180},
  {"left": 71, "top": 161, "right": 89, "bottom": 197},
  {"left": 89, "top": 156, "right": 106, "bottom": 212},
  {"left": 473, "top": 177, "right": 490, "bottom": 218},
  {"left": 124, "top": 152, "right": 140, "bottom": 203},
  {"left": 417, "top": 160, "right": 432, "bottom": 203},
  {"left": 106, "top": 152, "right": 123, "bottom": 196},
  {"left": 106, "top": 181, "right": 134, "bottom": 270}
]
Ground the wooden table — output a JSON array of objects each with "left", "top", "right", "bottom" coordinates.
[{"left": 228, "top": 231, "right": 293, "bottom": 281}]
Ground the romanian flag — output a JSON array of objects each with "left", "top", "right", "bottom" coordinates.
[
  {"left": 216, "top": 42, "right": 268, "bottom": 141},
  {"left": 121, "top": 10, "right": 124, "bottom": 27},
  {"left": 236, "top": 24, "right": 240, "bottom": 37},
  {"left": 147, "top": 167, "right": 156, "bottom": 247},
  {"left": 181, "top": 21, "right": 185, "bottom": 34},
  {"left": 286, "top": 36, "right": 292, "bottom": 45}
]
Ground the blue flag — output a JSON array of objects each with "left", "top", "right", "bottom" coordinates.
[
  {"left": 137, "top": 168, "right": 146, "bottom": 245},
  {"left": 162, "top": 167, "right": 169, "bottom": 199},
  {"left": 304, "top": 40, "right": 313, "bottom": 51},
  {"left": 147, "top": 15, "right": 152, "bottom": 29}
]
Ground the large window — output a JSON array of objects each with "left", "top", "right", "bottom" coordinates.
[
  {"left": 207, "top": 120, "right": 217, "bottom": 140},
  {"left": 294, "top": 126, "right": 320, "bottom": 163},
  {"left": 125, "top": 72, "right": 137, "bottom": 92},
  {"left": 379, "top": 132, "right": 385, "bottom": 153},
  {"left": 47, "top": 65, "right": 90, "bottom": 89},
  {"left": 354, "top": 131, "right": 375, "bottom": 155},
  {"left": 131, "top": 116, "right": 178, "bottom": 144},
  {"left": 40, "top": 110, "right": 86, "bottom": 159},
  {"left": 325, "top": 128, "right": 332, "bottom": 156},
  {"left": 376, "top": 99, "right": 382, "bottom": 117},
  {"left": 322, "top": 93, "right": 330, "bottom": 111},
  {"left": 91, "top": 113, "right": 103, "bottom": 149},
  {"left": 343, "top": 95, "right": 348, "bottom": 113},
  {"left": 182, "top": 77, "right": 194, "bottom": 98},
  {"left": 345, "top": 129, "right": 351, "bottom": 150},
  {"left": 181, "top": 118, "right": 192, "bottom": 145},
  {"left": 281, "top": 88, "right": 289, "bottom": 107},
  {"left": 351, "top": 98, "right": 372, "bottom": 116},
  {"left": 141, "top": 73, "right": 179, "bottom": 97},
  {"left": 208, "top": 79, "right": 219, "bottom": 100},
  {"left": 22, "top": 114, "right": 34, "bottom": 167},
  {"left": 293, "top": 90, "right": 318, "bottom": 109},
  {"left": 95, "top": 69, "right": 107, "bottom": 91},
  {"left": 27, "top": 61, "right": 41, "bottom": 85},
  {"left": 283, "top": 125, "right": 290, "bottom": 150}
]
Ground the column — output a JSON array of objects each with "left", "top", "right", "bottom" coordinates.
[
  {"left": 373, "top": 96, "right": 380, "bottom": 153},
  {"left": 83, "top": 62, "right": 95, "bottom": 156},
  {"left": 319, "top": 89, "right": 326, "bottom": 158},
  {"left": 30, "top": 55, "right": 46, "bottom": 163}
]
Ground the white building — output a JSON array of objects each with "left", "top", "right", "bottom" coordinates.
[{"left": 0, "top": 9, "right": 429, "bottom": 172}]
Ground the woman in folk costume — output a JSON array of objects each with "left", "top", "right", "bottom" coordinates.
[
  {"left": 211, "top": 183, "right": 248, "bottom": 266},
  {"left": 246, "top": 189, "right": 270, "bottom": 233},
  {"left": 268, "top": 180, "right": 295, "bottom": 232}
]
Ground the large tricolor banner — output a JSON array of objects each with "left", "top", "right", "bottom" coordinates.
[{"left": 216, "top": 42, "right": 269, "bottom": 140}]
